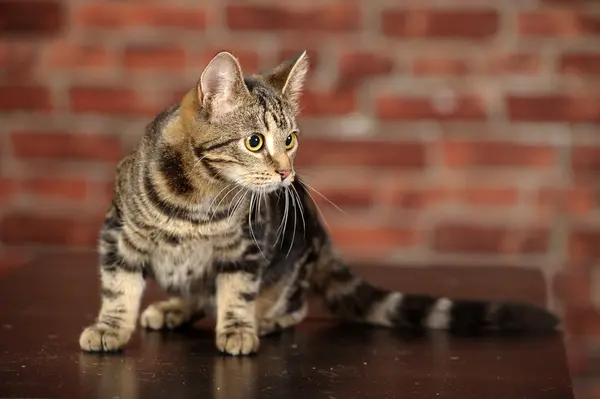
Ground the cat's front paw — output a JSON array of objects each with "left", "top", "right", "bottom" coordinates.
[
  {"left": 79, "top": 324, "right": 132, "bottom": 352},
  {"left": 216, "top": 329, "right": 260, "bottom": 356}
]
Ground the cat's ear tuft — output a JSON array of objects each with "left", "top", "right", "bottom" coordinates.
[
  {"left": 198, "top": 51, "right": 248, "bottom": 119},
  {"left": 265, "top": 50, "right": 309, "bottom": 108}
]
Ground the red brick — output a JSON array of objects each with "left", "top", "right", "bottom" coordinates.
[
  {"left": 0, "top": 42, "right": 38, "bottom": 81},
  {"left": 76, "top": 4, "right": 206, "bottom": 29},
  {"left": 388, "top": 186, "right": 519, "bottom": 208},
  {"left": 0, "top": 0, "right": 65, "bottom": 35},
  {"left": 434, "top": 224, "right": 549, "bottom": 254},
  {"left": 0, "top": 85, "right": 52, "bottom": 112},
  {"left": 0, "top": 214, "right": 102, "bottom": 247},
  {"left": 21, "top": 178, "right": 88, "bottom": 201},
  {"left": 123, "top": 46, "right": 186, "bottom": 70},
  {"left": 483, "top": 53, "right": 541, "bottom": 75},
  {"left": 0, "top": 179, "right": 19, "bottom": 204},
  {"left": 382, "top": 10, "right": 499, "bottom": 38},
  {"left": 309, "top": 186, "right": 374, "bottom": 210},
  {"left": 11, "top": 131, "right": 123, "bottom": 162},
  {"left": 456, "top": 187, "right": 519, "bottom": 207},
  {"left": 538, "top": 186, "right": 599, "bottom": 216},
  {"left": 508, "top": 95, "right": 600, "bottom": 123},
  {"left": 69, "top": 86, "right": 158, "bottom": 116},
  {"left": 572, "top": 147, "right": 600, "bottom": 174},
  {"left": 104, "top": 180, "right": 116, "bottom": 200},
  {"left": 388, "top": 187, "right": 446, "bottom": 209},
  {"left": 443, "top": 140, "right": 556, "bottom": 168},
  {"left": 553, "top": 268, "right": 592, "bottom": 308},
  {"left": 198, "top": 49, "right": 260, "bottom": 73},
  {"left": 226, "top": 4, "right": 361, "bottom": 32},
  {"left": 543, "top": 0, "right": 599, "bottom": 3},
  {"left": 560, "top": 53, "right": 600, "bottom": 75},
  {"left": 339, "top": 52, "right": 394, "bottom": 88},
  {"left": 518, "top": 12, "right": 600, "bottom": 37},
  {"left": 329, "top": 226, "right": 420, "bottom": 248},
  {"left": 44, "top": 43, "right": 109, "bottom": 69},
  {"left": 413, "top": 58, "right": 470, "bottom": 75},
  {"left": 296, "top": 140, "right": 426, "bottom": 169},
  {"left": 377, "top": 96, "right": 486, "bottom": 121},
  {"left": 570, "top": 230, "right": 600, "bottom": 261},
  {"left": 300, "top": 90, "right": 357, "bottom": 116},
  {"left": 278, "top": 48, "right": 319, "bottom": 70}
]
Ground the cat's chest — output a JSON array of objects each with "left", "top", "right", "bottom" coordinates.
[{"left": 151, "top": 239, "right": 215, "bottom": 295}]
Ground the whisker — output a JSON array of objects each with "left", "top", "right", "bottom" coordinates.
[
  {"left": 207, "top": 183, "right": 233, "bottom": 215},
  {"left": 280, "top": 188, "right": 290, "bottom": 249},
  {"left": 299, "top": 180, "right": 346, "bottom": 215},
  {"left": 286, "top": 187, "right": 297, "bottom": 258},
  {"left": 248, "top": 192, "right": 266, "bottom": 261},
  {"left": 257, "top": 185, "right": 266, "bottom": 222},
  {"left": 210, "top": 184, "right": 239, "bottom": 222},
  {"left": 291, "top": 184, "right": 306, "bottom": 238},
  {"left": 273, "top": 188, "right": 287, "bottom": 248},
  {"left": 190, "top": 156, "right": 205, "bottom": 174},
  {"left": 235, "top": 191, "right": 249, "bottom": 217},
  {"left": 228, "top": 187, "right": 247, "bottom": 218},
  {"left": 261, "top": 186, "right": 270, "bottom": 221},
  {"left": 299, "top": 181, "right": 330, "bottom": 230}
]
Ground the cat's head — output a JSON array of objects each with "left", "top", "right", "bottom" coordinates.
[{"left": 182, "top": 51, "right": 309, "bottom": 194}]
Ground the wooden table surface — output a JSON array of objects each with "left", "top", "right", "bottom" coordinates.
[{"left": 0, "top": 252, "right": 574, "bottom": 399}]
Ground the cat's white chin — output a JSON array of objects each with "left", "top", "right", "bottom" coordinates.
[
  {"left": 251, "top": 179, "right": 292, "bottom": 194},
  {"left": 263, "top": 182, "right": 286, "bottom": 193}
]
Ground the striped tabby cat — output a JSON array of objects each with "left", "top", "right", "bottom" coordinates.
[{"left": 79, "top": 51, "right": 559, "bottom": 356}]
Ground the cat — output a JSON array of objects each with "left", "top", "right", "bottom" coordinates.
[{"left": 79, "top": 51, "right": 559, "bottom": 356}]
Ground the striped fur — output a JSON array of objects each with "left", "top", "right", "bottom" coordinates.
[{"left": 79, "top": 51, "right": 558, "bottom": 356}]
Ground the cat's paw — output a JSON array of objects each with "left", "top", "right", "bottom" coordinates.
[
  {"left": 258, "top": 319, "right": 284, "bottom": 337},
  {"left": 140, "top": 302, "right": 198, "bottom": 330},
  {"left": 216, "top": 329, "right": 260, "bottom": 356},
  {"left": 79, "top": 324, "right": 132, "bottom": 352}
]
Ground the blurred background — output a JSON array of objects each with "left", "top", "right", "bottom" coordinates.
[{"left": 0, "top": 0, "right": 598, "bottom": 397}]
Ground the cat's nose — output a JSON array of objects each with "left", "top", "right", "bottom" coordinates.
[{"left": 277, "top": 169, "right": 291, "bottom": 180}]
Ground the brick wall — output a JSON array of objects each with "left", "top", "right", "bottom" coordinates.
[{"left": 0, "top": 0, "right": 599, "bottom": 381}]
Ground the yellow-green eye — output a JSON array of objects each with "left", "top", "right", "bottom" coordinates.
[
  {"left": 285, "top": 132, "right": 297, "bottom": 150},
  {"left": 245, "top": 134, "right": 264, "bottom": 152}
]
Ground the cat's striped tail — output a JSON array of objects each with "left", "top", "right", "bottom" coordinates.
[{"left": 312, "top": 261, "right": 559, "bottom": 333}]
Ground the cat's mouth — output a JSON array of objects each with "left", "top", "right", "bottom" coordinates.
[
  {"left": 281, "top": 175, "right": 294, "bottom": 188},
  {"left": 262, "top": 180, "right": 291, "bottom": 193},
  {"left": 250, "top": 175, "right": 294, "bottom": 194}
]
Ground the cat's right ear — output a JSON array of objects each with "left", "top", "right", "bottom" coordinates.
[{"left": 198, "top": 51, "right": 248, "bottom": 120}]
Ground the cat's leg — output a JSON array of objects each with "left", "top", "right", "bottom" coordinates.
[
  {"left": 258, "top": 285, "right": 309, "bottom": 336},
  {"left": 214, "top": 268, "right": 261, "bottom": 356},
  {"left": 140, "top": 296, "right": 205, "bottom": 330},
  {"left": 80, "top": 265, "right": 145, "bottom": 352},
  {"left": 80, "top": 228, "right": 147, "bottom": 352},
  {"left": 258, "top": 301, "right": 308, "bottom": 337}
]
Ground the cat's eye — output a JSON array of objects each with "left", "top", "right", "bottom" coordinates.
[
  {"left": 285, "top": 132, "right": 297, "bottom": 150},
  {"left": 245, "top": 134, "right": 264, "bottom": 152}
]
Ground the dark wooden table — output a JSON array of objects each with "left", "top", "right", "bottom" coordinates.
[{"left": 0, "top": 252, "right": 574, "bottom": 399}]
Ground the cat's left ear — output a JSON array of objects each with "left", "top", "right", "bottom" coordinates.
[
  {"left": 265, "top": 50, "right": 309, "bottom": 109},
  {"left": 198, "top": 51, "right": 249, "bottom": 119}
]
